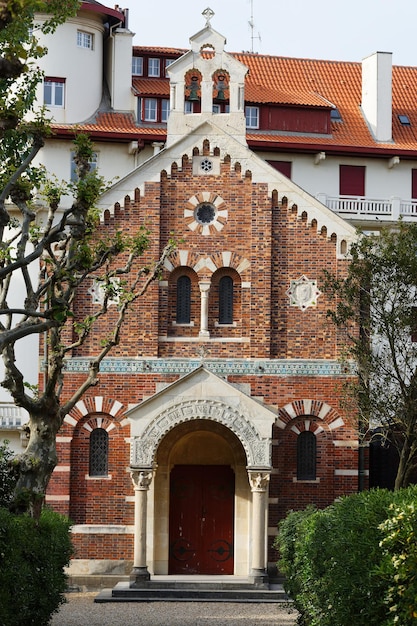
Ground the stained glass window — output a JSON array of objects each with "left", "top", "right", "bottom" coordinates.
[
  {"left": 89, "top": 428, "right": 108, "bottom": 477},
  {"left": 176, "top": 275, "right": 191, "bottom": 324},
  {"left": 219, "top": 276, "right": 233, "bottom": 324},
  {"left": 297, "top": 431, "right": 316, "bottom": 480}
]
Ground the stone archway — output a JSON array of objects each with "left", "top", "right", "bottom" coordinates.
[
  {"left": 131, "top": 398, "right": 271, "bottom": 468},
  {"left": 127, "top": 366, "right": 276, "bottom": 585},
  {"left": 152, "top": 420, "right": 249, "bottom": 576}
]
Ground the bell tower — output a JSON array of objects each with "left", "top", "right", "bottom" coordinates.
[{"left": 165, "top": 8, "right": 248, "bottom": 147}]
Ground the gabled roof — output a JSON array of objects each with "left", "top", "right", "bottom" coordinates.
[
  {"left": 97, "top": 116, "right": 356, "bottom": 247},
  {"left": 237, "top": 53, "right": 417, "bottom": 153},
  {"left": 50, "top": 45, "right": 417, "bottom": 157}
]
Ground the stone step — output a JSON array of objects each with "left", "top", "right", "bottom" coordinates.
[{"left": 95, "top": 581, "right": 290, "bottom": 604}]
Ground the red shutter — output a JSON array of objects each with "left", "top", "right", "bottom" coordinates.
[
  {"left": 412, "top": 170, "right": 417, "bottom": 199},
  {"left": 267, "top": 160, "right": 292, "bottom": 179},
  {"left": 339, "top": 165, "right": 365, "bottom": 196}
]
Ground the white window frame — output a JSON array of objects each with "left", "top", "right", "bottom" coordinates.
[
  {"left": 70, "top": 151, "right": 98, "bottom": 181},
  {"left": 245, "top": 106, "right": 259, "bottom": 129},
  {"left": 184, "top": 101, "right": 194, "bottom": 115},
  {"left": 77, "top": 30, "right": 93, "bottom": 50},
  {"left": 165, "top": 59, "right": 175, "bottom": 77},
  {"left": 44, "top": 80, "right": 65, "bottom": 108},
  {"left": 132, "top": 56, "right": 143, "bottom": 76},
  {"left": 148, "top": 58, "right": 160, "bottom": 77},
  {"left": 161, "top": 99, "right": 170, "bottom": 123},
  {"left": 143, "top": 98, "right": 157, "bottom": 122}
]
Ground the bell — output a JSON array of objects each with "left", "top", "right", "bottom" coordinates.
[
  {"left": 187, "top": 76, "right": 200, "bottom": 102},
  {"left": 216, "top": 74, "right": 227, "bottom": 101}
]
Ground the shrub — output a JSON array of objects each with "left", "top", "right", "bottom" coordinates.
[
  {"left": 0, "top": 440, "right": 17, "bottom": 508},
  {"left": 378, "top": 501, "right": 417, "bottom": 625},
  {"left": 276, "top": 485, "right": 417, "bottom": 626},
  {"left": 0, "top": 507, "right": 73, "bottom": 626},
  {"left": 275, "top": 506, "right": 318, "bottom": 626}
]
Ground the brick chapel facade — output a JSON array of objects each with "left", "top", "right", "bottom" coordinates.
[{"left": 46, "top": 21, "right": 361, "bottom": 583}]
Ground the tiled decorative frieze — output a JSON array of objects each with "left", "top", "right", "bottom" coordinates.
[{"left": 64, "top": 358, "right": 347, "bottom": 376}]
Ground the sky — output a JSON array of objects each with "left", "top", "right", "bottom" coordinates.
[{"left": 126, "top": 0, "right": 417, "bottom": 66}]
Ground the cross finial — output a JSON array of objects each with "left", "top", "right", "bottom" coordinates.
[{"left": 202, "top": 7, "right": 215, "bottom": 26}]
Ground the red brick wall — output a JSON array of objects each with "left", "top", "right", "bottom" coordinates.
[{"left": 47, "top": 145, "right": 360, "bottom": 565}]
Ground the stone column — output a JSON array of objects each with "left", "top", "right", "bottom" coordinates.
[
  {"left": 130, "top": 469, "right": 153, "bottom": 587},
  {"left": 248, "top": 470, "right": 270, "bottom": 585},
  {"left": 199, "top": 281, "right": 211, "bottom": 339}
]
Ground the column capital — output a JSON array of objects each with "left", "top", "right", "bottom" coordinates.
[
  {"left": 248, "top": 470, "right": 271, "bottom": 492},
  {"left": 130, "top": 469, "right": 153, "bottom": 490},
  {"left": 198, "top": 280, "right": 211, "bottom": 293}
]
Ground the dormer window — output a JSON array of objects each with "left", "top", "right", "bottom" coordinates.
[
  {"left": 165, "top": 59, "right": 175, "bottom": 77},
  {"left": 245, "top": 106, "right": 259, "bottom": 129},
  {"left": 132, "top": 56, "right": 143, "bottom": 76},
  {"left": 143, "top": 98, "right": 157, "bottom": 122},
  {"left": 161, "top": 99, "right": 170, "bottom": 123},
  {"left": 148, "top": 58, "right": 160, "bottom": 77}
]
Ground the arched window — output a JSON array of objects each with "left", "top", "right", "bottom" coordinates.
[
  {"left": 297, "top": 431, "right": 316, "bottom": 480},
  {"left": 176, "top": 275, "right": 191, "bottom": 324},
  {"left": 219, "top": 276, "right": 233, "bottom": 324},
  {"left": 89, "top": 428, "right": 109, "bottom": 477}
]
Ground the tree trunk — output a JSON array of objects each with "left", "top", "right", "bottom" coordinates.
[
  {"left": 10, "top": 411, "right": 61, "bottom": 518},
  {"left": 394, "top": 437, "right": 412, "bottom": 490}
]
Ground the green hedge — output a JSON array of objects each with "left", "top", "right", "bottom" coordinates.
[
  {"left": 0, "top": 507, "right": 73, "bottom": 626},
  {"left": 275, "top": 486, "right": 417, "bottom": 626}
]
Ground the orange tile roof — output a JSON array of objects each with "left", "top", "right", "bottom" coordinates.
[
  {"left": 51, "top": 112, "right": 166, "bottom": 140},
  {"left": 237, "top": 52, "right": 417, "bottom": 153},
  {"left": 132, "top": 78, "right": 170, "bottom": 97},
  {"left": 133, "top": 46, "right": 187, "bottom": 56},
  {"left": 50, "top": 47, "right": 417, "bottom": 155}
]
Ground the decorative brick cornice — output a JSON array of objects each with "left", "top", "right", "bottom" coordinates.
[{"left": 64, "top": 358, "right": 346, "bottom": 377}]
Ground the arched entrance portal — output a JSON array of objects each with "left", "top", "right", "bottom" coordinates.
[
  {"left": 127, "top": 366, "right": 276, "bottom": 584},
  {"left": 154, "top": 421, "right": 248, "bottom": 576}
]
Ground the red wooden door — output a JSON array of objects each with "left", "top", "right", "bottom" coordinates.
[{"left": 169, "top": 465, "right": 235, "bottom": 574}]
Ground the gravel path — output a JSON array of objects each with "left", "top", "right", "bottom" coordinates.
[{"left": 50, "top": 593, "right": 299, "bottom": 626}]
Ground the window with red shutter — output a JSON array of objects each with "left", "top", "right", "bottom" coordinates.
[{"left": 339, "top": 165, "right": 365, "bottom": 196}]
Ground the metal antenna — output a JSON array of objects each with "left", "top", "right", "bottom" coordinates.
[{"left": 248, "top": 0, "right": 261, "bottom": 53}]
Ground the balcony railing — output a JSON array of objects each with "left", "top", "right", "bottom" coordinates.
[
  {"left": 316, "top": 195, "right": 417, "bottom": 221},
  {"left": 0, "top": 404, "right": 28, "bottom": 429}
]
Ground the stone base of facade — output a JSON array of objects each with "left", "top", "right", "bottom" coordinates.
[{"left": 66, "top": 559, "right": 133, "bottom": 577}]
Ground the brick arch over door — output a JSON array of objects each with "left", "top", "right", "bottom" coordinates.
[{"left": 276, "top": 399, "right": 345, "bottom": 432}]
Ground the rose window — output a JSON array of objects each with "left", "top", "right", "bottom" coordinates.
[
  {"left": 195, "top": 203, "right": 216, "bottom": 224},
  {"left": 184, "top": 192, "right": 228, "bottom": 236},
  {"left": 200, "top": 158, "right": 213, "bottom": 173}
]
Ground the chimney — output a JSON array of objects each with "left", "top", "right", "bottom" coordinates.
[{"left": 361, "top": 51, "right": 392, "bottom": 142}]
